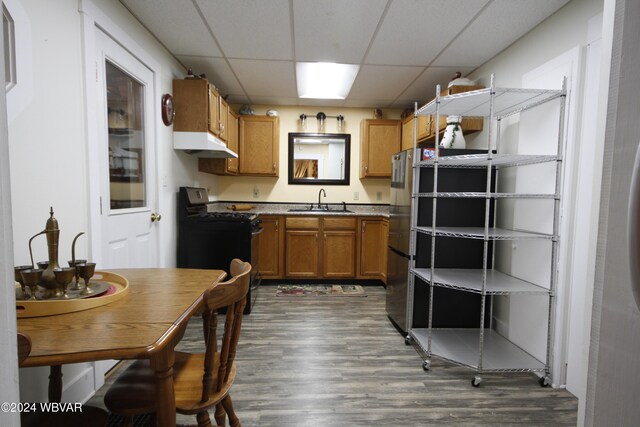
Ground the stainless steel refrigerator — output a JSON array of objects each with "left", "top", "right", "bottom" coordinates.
[{"left": 386, "top": 149, "right": 413, "bottom": 332}]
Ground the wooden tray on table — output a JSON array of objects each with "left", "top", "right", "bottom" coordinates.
[{"left": 16, "top": 271, "right": 129, "bottom": 318}]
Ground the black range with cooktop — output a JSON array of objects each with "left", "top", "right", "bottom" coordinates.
[{"left": 177, "top": 186, "right": 262, "bottom": 313}]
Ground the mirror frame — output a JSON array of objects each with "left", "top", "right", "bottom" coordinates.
[{"left": 288, "top": 132, "right": 351, "bottom": 185}]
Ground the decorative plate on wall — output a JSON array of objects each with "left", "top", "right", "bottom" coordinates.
[{"left": 161, "top": 93, "right": 175, "bottom": 126}]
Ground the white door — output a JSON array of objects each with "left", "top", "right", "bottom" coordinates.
[
  {"left": 95, "top": 30, "right": 160, "bottom": 269},
  {"left": 92, "top": 29, "right": 160, "bottom": 387}
]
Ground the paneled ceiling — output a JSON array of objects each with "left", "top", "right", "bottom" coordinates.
[{"left": 120, "top": 0, "right": 569, "bottom": 109}]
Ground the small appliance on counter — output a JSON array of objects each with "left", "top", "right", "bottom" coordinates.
[{"left": 177, "top": 187, "right": 262, "bottom": 313}]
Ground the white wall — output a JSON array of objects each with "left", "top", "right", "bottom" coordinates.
[
  {"left": 204, "top": 105, "right": 401, "bottom": 205},
  {"left": 466, "top": 0, "right": 608, "bottom": 422},
  {"left": 6, "top": 0, "right": 205, "bottom": 404},
  {"left": 1, "top": 3, "right": 20, "bottom": 425}
]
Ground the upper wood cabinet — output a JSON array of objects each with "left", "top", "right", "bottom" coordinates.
[
  {"left": 360, "top": 119, "right": 401, "bottom": 178},
  {"left": 173, "top": 79, "right": 227, "bottom": 138},
  {"left": 239, "top": 116, "right": 279, "bottom": 176},
  {"left": 217, "top": 96, "right": 229, "bottom": 141},
  {"left": 401, "top": 116, "right": 415, "bottom": 152},
  {"left": 198, "top": 108, "right": 239, "bottom": 175},
  {"left": 401, "top": 85, "right": 485, "bottom": 147}
]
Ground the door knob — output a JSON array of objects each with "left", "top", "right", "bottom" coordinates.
[{"left": 151, "top": 212, "right": 162, "bottom": 222}]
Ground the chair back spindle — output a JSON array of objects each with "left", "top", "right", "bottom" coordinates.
[{"left": 200, "top": 259, "right": 251, "bottom": 404}]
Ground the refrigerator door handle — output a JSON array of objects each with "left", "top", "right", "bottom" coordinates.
[
  {"left": 388, "top": 245, "right": 412, "bottom": 260},
  {"left": 629, "top": 140, "right": 640, "bottom": 311}
]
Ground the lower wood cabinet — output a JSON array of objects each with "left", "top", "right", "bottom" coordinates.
[
  {"left": 285, "top": 217, "right": 321, "bottom": 278},
  {"left": 285, "top": 216, "right": 356, "bottom": 279},
  {"left": 259, "top": 214, "right": 387, "bottom": 281},
  {"left": 258, "top": 216, "right": 283, "bottom": 278},
  {"left": 358, "top": 218, "right": 389, "bottom": 281},
  {"left": 323, "top": 218, "right": 357, "bottom": 278}
]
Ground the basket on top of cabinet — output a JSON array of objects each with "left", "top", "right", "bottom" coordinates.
[{"left": 406, "top": 74, "right": 567, "bottom": 388}]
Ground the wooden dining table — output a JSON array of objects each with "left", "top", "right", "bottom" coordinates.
[{"left": 17, "top": 267, "right": 226, "bottom": 427}]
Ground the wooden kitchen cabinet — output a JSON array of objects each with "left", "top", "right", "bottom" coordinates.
[
  {"left": 322, "top": 217, "right": 356, "bottom": 278},
  {"left": 239, "top": 116, "right": 279, "bottom": 176},
  {"left": 399, "top": 85, "right": 485, "bottom": 149},
  {"left": 173, "top": 78, "right": 227, "bottom": 138},
  {"left": 285, "top": 216, "right": 356, "bottom": 279},
  {"left": 259, "top": 215, "right": 283, "bottom": 278},
  {"left": 285, "top": 217, "right": 320, "bottom": 278},
  {"left": 424, "top": 85, "right": 485, "bottom": 142},
  {"left": 358, "top": 218, "right": 388, "bottom": 280},
  {"left": 401, "top": 115, "right": 431, "bottom": 151},
  {"left": 198, "top": 108, "right": 239, "bottom": 175},
  {"left": 360, "top": 119, "right": 401, "bottom": 178}
]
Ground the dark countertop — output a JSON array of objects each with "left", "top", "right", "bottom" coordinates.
[{"left": 206, "top": 202, "right": 389, "bottom": 217}]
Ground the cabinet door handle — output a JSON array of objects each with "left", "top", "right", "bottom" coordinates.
[
  {"left": 273, "top": 163, "right": 276, "bottom": 172},
  {"left": 362, "top": 222, "right": 366, "bottom": 233}
]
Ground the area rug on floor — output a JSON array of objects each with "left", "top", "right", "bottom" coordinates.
[{"left": 276, "top": 284, "right": 366, "bottom": 297}]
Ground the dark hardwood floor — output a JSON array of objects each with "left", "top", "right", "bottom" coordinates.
[{"left": 90, "top": 284, "right": 578, "bottom": 426}]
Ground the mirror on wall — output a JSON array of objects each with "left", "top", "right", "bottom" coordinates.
[{"left": 288, "top": 133, "right": 350, "bottom": 185}]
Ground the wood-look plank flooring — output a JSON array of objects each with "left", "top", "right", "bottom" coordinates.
[{"left": 90, "top": 284, "right": 578, "bottom": 426}]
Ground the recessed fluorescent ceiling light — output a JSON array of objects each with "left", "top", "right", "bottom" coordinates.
[{"left": 297, "top": 62, "right": 359, "bottom": 99}]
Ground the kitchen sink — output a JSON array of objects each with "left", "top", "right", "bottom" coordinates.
[{"left": 288, "top": 207, "right": 353, "bottom": 213}]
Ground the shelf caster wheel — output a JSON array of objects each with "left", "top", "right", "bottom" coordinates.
[
  {"left": 404, "top": 335, "right": 413, "bottom": 346},
  {"left": 539, "top": 376, "right": 550, "bottom": 387},
  {"left": 471, "top": 376, "right": 482, "bottom": 387},
  {"left": 422, "top": 360, "right": 431, "bottom": 371}
]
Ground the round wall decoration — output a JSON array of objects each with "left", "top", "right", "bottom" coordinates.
[{"left": 161, "top": 93, "right": 175, "bottom": 126}]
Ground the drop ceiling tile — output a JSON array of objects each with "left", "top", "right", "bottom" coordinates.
[
  {"left": 343, "top": 99, "right": 396, "bottom": 108},
  {"left": 366, "top": 0, "right": 490, "bottom": 66},
  {"left": 297, "top": 98, "right": 346, "bottom": 108},
  {"left": 249, "top": 96, "right": 301, "bottom": 106},
  {"left": 228, "top": 59, "right": 297, "bottom": 98},
  {"left": 195, "top": 0, "right": 293, "bottom": 60},
  {"left": 121, "top": 0, "right": 220, "bottom": 56},
  {"left": 226, "top": 95, "right": 251, "bottom": 105},
  {"left": 397, "top": 66, "right": 476, "bottom": 103},
  {"left": 175, "top": 55, "right": 244, "bottom": 97},
  {"left": 433, "top": 0, "right": 570, "bottom": 67},
  {"left": 293, "top": 0, "right": 387, "bottom": 63},
  {"left": 348, "top": 65, "right": 424, "bottom": 101}
]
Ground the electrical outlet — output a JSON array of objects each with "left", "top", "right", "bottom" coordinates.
[
  {"left": 353, "top": 191, "right": 359, "bottom": 201},
  {"left": 376, "top": 191, "right": 382, "bottom": 201},
  {"left": 253, "top": 185, "right": 260, "bottom": 198}
]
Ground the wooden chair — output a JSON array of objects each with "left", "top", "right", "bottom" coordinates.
[
  {"left": 104, "top": 259, "right": 252, "bottom": 427},
  {"left": 17, "top": 331, "right": 109, "bottom": 427}
]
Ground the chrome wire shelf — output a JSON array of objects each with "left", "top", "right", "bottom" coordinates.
[
  {"left": 416, "top": 86, "right": 564, "bottom": 118},
  {"left": 413, "top": 192, "right": 557, "bottom": 199},
  {"left": 416, "top": 153, "right": 558, "bottom": 168},
  {"left": 413, "top": 225, "right": 556, "bottom": 240},
  {"left": 410, "top": 328, "right": 546, "bottom": 373},
  {"left": 407, "top": 74, "right": 566, "bottom": 387},
  {"left": 412, "top": 268, "right": 552, "bottom": 295}
]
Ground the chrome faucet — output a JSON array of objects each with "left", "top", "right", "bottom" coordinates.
[{"left": 317, "top": 188, "right": 326, "bottom": 209}]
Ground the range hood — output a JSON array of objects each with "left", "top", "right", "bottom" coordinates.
[{"left": 173, "top": 132, "right": 238, "bottom": 158}]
